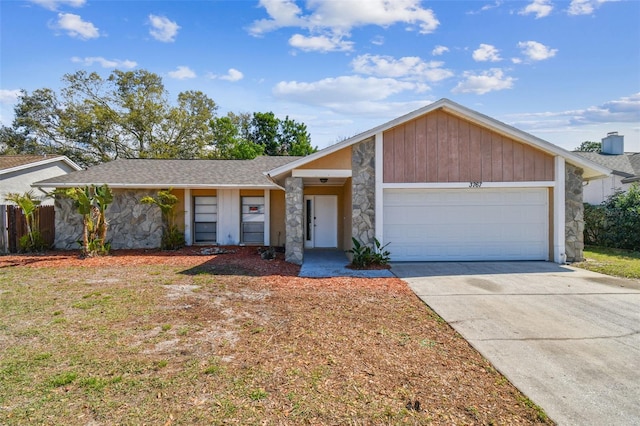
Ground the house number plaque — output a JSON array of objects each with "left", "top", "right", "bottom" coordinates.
[{"left": 469, "top": 181, "right": 482, "bottom": 188}]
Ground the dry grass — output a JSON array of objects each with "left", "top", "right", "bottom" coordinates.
[{"left": 0, "top": 248, "right": 552, "bottom": 425}]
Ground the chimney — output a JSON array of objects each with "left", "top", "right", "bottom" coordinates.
[{"left": 601, "top": 132, "right": 624, "bottom": 155}]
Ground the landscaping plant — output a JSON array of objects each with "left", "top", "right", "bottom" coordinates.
[
  {"left": 3, "top": 190, "right": 46, "bottom": 252},
  {"left": 346, "top": 237, "right": 391, "bottom": 268},
  {"left": 584, "top": 183, "right": 640, "bottom": 251},
  {"left": 140, "top": 188, "right": 185, "bottom": 250},
  {"left": 57, "top": 184, "right": 113, "bottom": 256}
]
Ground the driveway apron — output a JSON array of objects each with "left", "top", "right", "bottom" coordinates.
[{"left": 392, "top": 261, "right": 640, "bottom": 426}]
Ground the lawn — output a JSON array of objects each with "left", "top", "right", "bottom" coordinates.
[
  {"left": 0, "top": 248, "right": 551, "bottom": 425},
  {"left": 574, "top": 246, "right": 640, "bottom": 280}
]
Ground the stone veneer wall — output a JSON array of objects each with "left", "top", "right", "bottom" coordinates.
[
  {"left": 284, "top": 177, "right": 304, "bottom": 265},
  {"left": 565, "top": 164, "right": 585, "bottom": 262},
  {"left": 54, "top": 189, "right": 162, "bottom": 250},
  {"left": 351, "top": 138, "right": 376, "bottom": 247}
]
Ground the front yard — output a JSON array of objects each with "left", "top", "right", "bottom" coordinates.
[
  {"left": 574, "top": 246, "right": 640, "bottom": 280},
  {"left": 0, "top": 248, "right": 550, "bottom": 425}
]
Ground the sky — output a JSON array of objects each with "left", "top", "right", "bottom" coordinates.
[{"left": 1, "top": 0, "right": 639, "bottom": 153}]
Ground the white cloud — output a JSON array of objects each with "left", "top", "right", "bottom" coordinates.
[
  {"left": 505, "top": 94, "right": 640, "bottom": 149},
  {"left": 216, "top": 68, "right": 244, "bottom": 82},
  {"left": 371, "top": 35, "right": 385, "bottom": 46},
  {"left": 71, "top": 56, "right": 137, "bottom": 68},
  {"left": 249, "top": 0, "right": 440, "bottom": 49},
  {"left": 55, "top": 13, "right": 99, "bottom": 39},
  {"left": 432, "top": 45, "right": 449, "bottom": 56},
  {"left": 452, "top": 68, "right": 515, "bottom": 95},
  {"left": 351, "top": 54, "right": 453, "bottom": 82},
  {"left": 148, "top": 14, "right": 180, "bottom": 42},
  {"left": 472, "top": 44, "right": 502, "bottom": 62},
  {"left": 518, "top": 41, "right": 558, "bottom": 61},
  {"left": 289, "top": 33, "right": 354, "bottom": 52},
  {"left": 0, "top": 89, "right": 21, "bottom": 104},
  {"left": 508, "top": 94, "right": 640, "bottom": 126},
  {"left": 519, "top": 0, "right": 554, "bottom": 18},
  {"left": 168, "top": 66, "right": 196, "bottom": 80},
  {"left": 30, "top": 0, "right": 85, "bottom": 11},
  {"left": 467, "top": 1, "right": 503, "bottom": 15},
  {"left": 273, "top": 75, "right": 425, "bottom": 106},
  {"left": 567, "top": 0, "right": 617, "bottom": 16},
  {"left": 569, "top": 93, "right": 640, "bottom": 124}
]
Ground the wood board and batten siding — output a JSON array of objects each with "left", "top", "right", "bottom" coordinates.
[{"left": 382, "top": 110, "right": 555, "bottom": 183}]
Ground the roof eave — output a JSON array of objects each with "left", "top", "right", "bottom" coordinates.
[
  {"left": 0, "top": 155, "right": 82, "bottom": 176},
  {"left": 33, "top": 182, "right": 282, "bottom": 190}
]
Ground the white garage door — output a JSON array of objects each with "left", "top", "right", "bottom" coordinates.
[{"left": 383, "top": 188, "right": 549, "bottom": 261}]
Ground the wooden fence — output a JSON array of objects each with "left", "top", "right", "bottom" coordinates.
[{"left": 0, "top": 205, "right": 55, "bottom": 253}]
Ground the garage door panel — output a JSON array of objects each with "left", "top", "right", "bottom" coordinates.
[{"left": 384, "top": 188, "right": 549, "bottom": 261}]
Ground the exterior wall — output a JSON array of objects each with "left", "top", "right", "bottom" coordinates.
[
  {"left": 352, "top": 138, "right": 376, "bottom": 247},
  {"left": 285, "top": 177, "right": 304, "bottom": 264},
  {"left": 269, "top": 190, "right": 286, "bottom": 247},
  {"left": 171, "top": 188, "right": 185, "bottom": 231},
  {"left": 383, "top": 110, "right": 554, "bottom": 183},
  {"left": 583, "top": 175, "right": 629, "bottom": 205},
  {"left": 343, "top": 177, "right": 353, "bottom": 251},
  {"left": 217, "top": 189, "right": 240, "bottom": 245},
  {"left": 54, "top": 189, "right": 162, "bottom": 250},
  {"left": 1, "top": 161, "right": 77, "bottom": 205},
  {"left": 565, "top": 164, "right": 585, "bottom": 262},
  {"left": 298, "top": 148, "right": 351, "bottom": 170}
]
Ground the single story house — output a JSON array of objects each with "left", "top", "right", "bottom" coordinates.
[
  {"left": 1, "top": 154, "right": 81, "bottom": 205},
  {"left": 574, "top": 132, "right": 639, "bottom": 205},
  {"left": 34, "top": 99, "right": 610, "bottom": 264}
]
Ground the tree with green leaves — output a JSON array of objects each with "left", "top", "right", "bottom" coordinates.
[
  {"left": 7, "top": 70, "right": 218, "bottom": 166},
  {"left": 246, "top": 112, "right": 316, "bottom": 156},
  {"left": 3, "top": 191, "right": 46, "bottom": 252},
  {"left": 575, "top": 141, "right": 601, "bottom": 152},
  {"left": 209, "top": 116, "right": 264, "bottom": 160},
  {"left": 2, "top": 68, "right": 317, "bottom": 163}
]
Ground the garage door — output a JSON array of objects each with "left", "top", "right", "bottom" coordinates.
[{"left": 383, "top": 188, "right": 549, "bottom": 261}]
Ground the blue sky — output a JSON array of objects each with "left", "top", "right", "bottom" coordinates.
[{"left": 1, "top": 0, "right": 639, "bottom": 152}]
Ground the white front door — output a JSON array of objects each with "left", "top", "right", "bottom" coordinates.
[{"left": 304, "top": 195, "right": 338, "bottom": 248}]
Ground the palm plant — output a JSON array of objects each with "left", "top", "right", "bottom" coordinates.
[{"left": 4, "top": 190, "right": 45, "bottom": 252}]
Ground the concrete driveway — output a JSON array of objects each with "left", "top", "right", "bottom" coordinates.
[{"left": 392, "top": 262, "right": 640, "bottom": 426}]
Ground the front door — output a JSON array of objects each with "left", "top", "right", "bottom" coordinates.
[{"left": 304, "top": 195, "right": 338, "bottom": 248}]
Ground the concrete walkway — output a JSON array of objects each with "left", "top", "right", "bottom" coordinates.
[
  {"left": 392, "top": 261, "right": 640, "bottom": 426},
  {"left": 299, "top": 249, "right": 394, "bottom": 278}
]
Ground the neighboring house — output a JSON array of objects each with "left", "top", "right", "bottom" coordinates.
[
  {"left": 0, "top": 154, "right": 82, "bottom": 205},
  {"left": 574, "top": 132, "right": 640, "bottom": 205},
  {"left": 34, "top": 99, "right": 609, "bottom": 263}
]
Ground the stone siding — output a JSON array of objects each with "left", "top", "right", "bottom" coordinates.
[
  {"left": 284, "top": 177, "right": 304, "bottom": 265},
  {"left": 351, "top": 138, "right": 376, "bottom": 247},
  {"left": 54, "top": 189, "right": 162, "bottom": 250},
  {"left": 565, "top": 164, "right": 584, "bottom": 262}
]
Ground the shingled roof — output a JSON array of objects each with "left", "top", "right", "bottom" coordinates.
[
  {"left": 0, "top": 154, "right": 81, "bottom": 174},
  {"left": 33, "top": 156, "right": 302, "bottom": 188},
  {"left": 574, "top": 151, "right": 640, "bottom": 183}
]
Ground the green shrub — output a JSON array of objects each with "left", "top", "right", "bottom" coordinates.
[
  {"left": 584, "top": 183, "right": 640, "bottom": 251},
  {"left": 583, "top": 203, "right": 606, "bottom": 246},
  {"left": 346, "top": 237, "right": 391, "bottom": 268},
  {"left": 161, "top": 224, "right": 186, "bottom": 251},
  {"left": 18, "top": 229, "right": 47, "bottom": 253}
]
